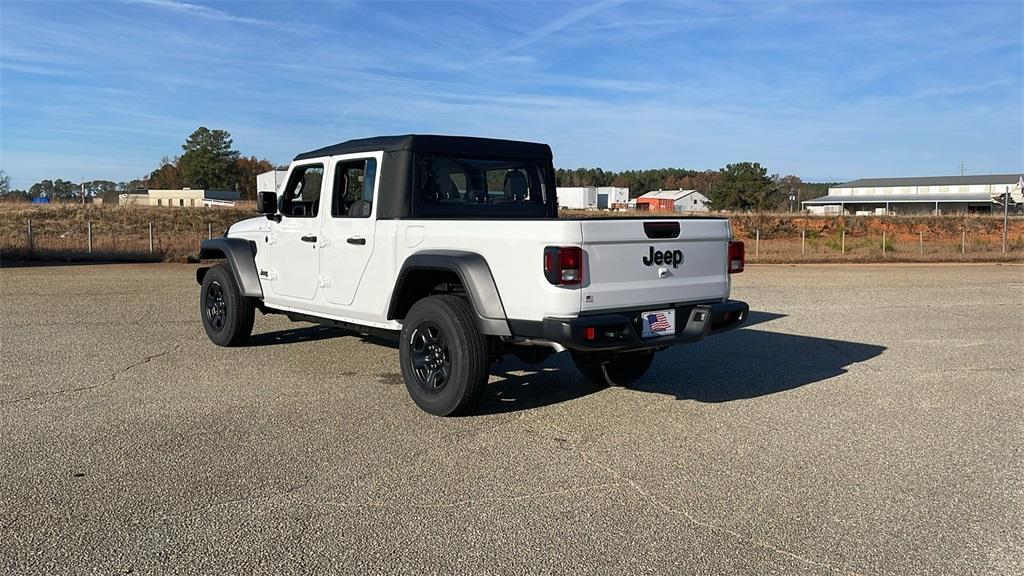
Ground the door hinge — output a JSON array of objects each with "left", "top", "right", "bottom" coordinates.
[{"left": 317, "top": 275, "right": 331, "bottom": 288}]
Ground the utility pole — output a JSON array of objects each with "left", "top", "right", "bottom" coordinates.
[
  {"left": 81, "top": 180, "right": 86, "bottom": 205},
  {"left": 960, "top": 161, "right": 964, "bottom": 177}
]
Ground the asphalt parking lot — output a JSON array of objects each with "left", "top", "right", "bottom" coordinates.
[{"left": 1, "top": 263, "right": 1021, "bottom": 575}]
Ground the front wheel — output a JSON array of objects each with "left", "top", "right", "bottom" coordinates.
[
  {"left": 399, "top": 295, "right": 489, "bottom": 416},
  {"left": 571, "top": 350, "right": 656, "bottom": 387},
  {"left": 199, "top": 263, "right": 254, "bottom": 347}
]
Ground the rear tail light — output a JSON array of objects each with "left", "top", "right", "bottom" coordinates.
[
  {"left": 728, "top": 240, "right": 745, "bottom": 274},
  {"left": 544, "top": 246, "right": 583, "bottom": 286}
]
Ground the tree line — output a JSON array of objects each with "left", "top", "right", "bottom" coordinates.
[
  {"left": 556, "top": 164, "right": 833, "bottom": 212},
  {"left": 0, "top": 127, "right": 279, "bottom": 203},
  {"left": 0, "top": 127, "right": 833, "bottom": 212}
]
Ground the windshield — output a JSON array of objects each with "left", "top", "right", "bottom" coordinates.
[{"left": 414, "top": 154, "right": 553, "bottom": 218}]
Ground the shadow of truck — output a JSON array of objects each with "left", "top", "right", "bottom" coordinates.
[
  {"left": 238, "top": 311, "right": 886, "bottom": 414},
  {"left": 476, "top": 311, "right": 886, "bottom": 413}
]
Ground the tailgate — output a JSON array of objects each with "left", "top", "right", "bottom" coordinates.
[{"left": 580, "top": 219, "right": 731, "bottom": 312}]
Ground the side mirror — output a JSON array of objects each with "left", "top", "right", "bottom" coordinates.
[{"left": 257, "top": 191, "right": 278, "bottom": 216}]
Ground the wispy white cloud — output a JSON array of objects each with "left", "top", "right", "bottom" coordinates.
[
  {"left": 863, "top": 78, "right": 1020, "bottom": 106},
  {"left": 507, "top": 0, "right": 629, "bottom": 51},
  {"left": 492, "top": 55, "right": 537, "bottom": 66},
  {"left": 473, "top": 0, "right": 630, "bottom": 67},
  {"left": 130, "top": 0, "right": 274, "bottom": 26}
]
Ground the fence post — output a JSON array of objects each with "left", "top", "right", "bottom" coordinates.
[
  {"left": 841, "top": 230, "right": 846, "bottom": 255},
  {"left": 1003, "top": 189, "right": 1009, "bottom": 254},
  {"left": 882, "top": 230, "right": 886, "bottom": 257},
  {"left": 87, "top": 221, "right": 93, "bottom": 254},
  {"left": 208, "top": 223, "right": 212, "bottom": 240},
  {"left": 755, "top": 229, "right": 760, "bottom": 258},
  {"left": 962, "top": 230, "right": 966, "bottom": 255},
  {"left": 27, "top": 219, "right": 33, "bottom": 254},
  {"left": 801, "top": 229, "right": 805, "bottom": 255},
  {"left": 149, "top": 222, "right": 154, "bottom": 253}
]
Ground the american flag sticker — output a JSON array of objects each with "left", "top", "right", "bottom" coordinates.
[{"left": 642, "top": 309, "right": 675, "bottom": 338}]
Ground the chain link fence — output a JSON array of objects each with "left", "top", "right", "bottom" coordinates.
[
  {"left": 4, "top": 218, "right": 220, "bottom": 262},
  {"left": 0, "top": 205, "right": 250, "bottom": 262},
  {"left": 2, "top": 206, "right": 1023, "bottom": 263},
  {"left": 732, "top": 222, "right": 1024, "bottom": 263}
]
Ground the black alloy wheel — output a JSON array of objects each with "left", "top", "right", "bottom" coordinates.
[
  {"left": 398, "top": 295, "right": 489, "bottom": 416},
  {"left": 198, "top": 262, "right": 255, "bottom": 347},
  {"left": 408, "top": 321, "right": 452, "bottom": 393},
  {"left": 205, "top": 281, "right": 228, "bottom": 331}
]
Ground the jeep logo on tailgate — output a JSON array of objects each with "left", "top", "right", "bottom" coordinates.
[{"left": 643, "top": 246, "right": 683, "bottom": 268}]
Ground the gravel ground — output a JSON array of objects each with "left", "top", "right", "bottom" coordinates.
[{"left": 1, "top": 263, "right": 1021, "bottom": 575}]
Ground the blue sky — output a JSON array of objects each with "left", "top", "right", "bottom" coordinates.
[{"left": 1, "top": 0, "right": 1021, "bottom": 188}]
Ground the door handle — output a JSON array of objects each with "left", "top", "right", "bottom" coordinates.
[
  {"left": 347, "top": 237, "right": 366, "bottom": 245},
  {"left": 301, "top": 235, "right": 317, "bottom": 243}
]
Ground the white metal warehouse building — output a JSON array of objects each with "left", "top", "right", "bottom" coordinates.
[
  {"left": 802, "top": 174, "right": 1023, "bottom": 215},
  {"left": 556, "top": 187, "right": 630, "bottom": 210},
  {"left": 257, "top": 170, "right": 290, "bottom": 193}
]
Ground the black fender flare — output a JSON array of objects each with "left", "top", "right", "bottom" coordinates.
[
  {"left": 389, "top": 250, "right": 511, "bottom": 336},
  {"left": 196, "top": 238, "right": 263, "bottom": 298}
]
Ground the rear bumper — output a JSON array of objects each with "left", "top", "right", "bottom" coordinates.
[{"left": 521, "top": 300, "right": 748, "bottom": 353}]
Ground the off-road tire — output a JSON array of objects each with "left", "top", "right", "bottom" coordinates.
[
  {"left": 200, "top": 263, "right": 255, "bottom": 347},
  {"left": 399, "top": 295, "right": 489, "bottom": 416},
  {"left": 571, "top": 350, "right": 656, "bottom": 387}
]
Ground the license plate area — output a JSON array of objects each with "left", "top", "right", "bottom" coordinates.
[{"left": 640, "top": 309, "right": 676, "bottom": 338}]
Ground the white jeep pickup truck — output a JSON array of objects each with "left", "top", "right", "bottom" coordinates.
[{"left": 197, "top": 135, "right": 748, "bottom": 415}]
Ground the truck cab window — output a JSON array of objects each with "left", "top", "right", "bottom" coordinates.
[
  {"left": 281, "top": 164, "right": 324, "bottom": 217},
  {"left": 332, "top": 158, "right": 377, "bottom": 218},
  {"left": 415, "top": 155, "right": 551, "bottom": 218}
]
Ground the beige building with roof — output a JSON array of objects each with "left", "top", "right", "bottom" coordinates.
[{"left": 119, "top": 189, "right": 241, "bottom": 207}]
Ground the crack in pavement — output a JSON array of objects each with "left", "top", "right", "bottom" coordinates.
[
  {"left": 158, "top": 481, "right": 626, "bottom": 519},
  {"left": 316, "top": 482, "right": 626, "bottom": 511},
  {"left": 147, "top": 463, "right": 863, "bottom": 576},
  {"left": 321, "top": 403, "right": 869, "bottom": 576},
  {"left": 574, "top": 450, "right": 866, "bottom": 576},
  {"left": 1, "top": 512, "right": 21, "bottom": 532},
  {"left": 1, "top": 513, "right": 26, "bottom": 549},
  {"left": 0, "top": 385, "right": 101, "bottom": 406},
  {"left": 0, "top": 343, "right": 184, "bottom": 406},
  {"left": 108, "top": 343, "right": 184, "bottom": 384}
]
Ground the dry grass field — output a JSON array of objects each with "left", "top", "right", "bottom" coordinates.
[
  {"left": 0, "top": 203, "right": 257, "bottom": 262},
  {"left": 2, "top": 202, "right": 1022, "bottom": 263}
]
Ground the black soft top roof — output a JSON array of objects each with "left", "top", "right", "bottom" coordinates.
[{"left": 293, "top": 134, "right": 552, "bottom": 161}]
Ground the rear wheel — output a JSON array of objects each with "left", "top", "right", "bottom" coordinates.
[
  {"left": 400, "top": 295, "right": 489, "bottom": 416},
  {"left": 571, "top": 350, "right": 655, "bottom": 387},
  {"left": 199, "top": 263, "right": 254, "bottom": 347}
]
